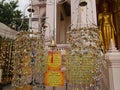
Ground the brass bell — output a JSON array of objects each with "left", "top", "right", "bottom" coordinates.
[{"left": 79, "top": 0, "right": 87, "bottom": 6}]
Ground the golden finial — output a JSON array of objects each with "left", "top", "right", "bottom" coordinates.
[{"left": 49, "top": 39, "right": 56, "bottom": 47}]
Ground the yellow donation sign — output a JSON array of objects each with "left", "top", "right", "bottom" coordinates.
[
  {"left": 45, "top": 71, "right": 64, "bottom": 86},
  {"left": 48, "top": 51, "right": 62, "bottom": 70}
]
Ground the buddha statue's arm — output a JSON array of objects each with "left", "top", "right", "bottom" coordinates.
[
  {"left": 110, "top": 14, "right": 116, "bottom": 34},
  {"left": 98, "top": 13, "right": 103, "bottom": 26},
  {"left": 98, "top": 13, "right": 105, "bottom": 52},
  {"left": 98, "top": 13, "right": 103, "bottom": 40}
]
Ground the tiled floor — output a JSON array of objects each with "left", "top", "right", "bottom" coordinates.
[
  {"left": 3, "top": 85, "right": 45, "bottom": 90},
  {"left": 3, "top": 85, "right": 14, "bottom": 90}
]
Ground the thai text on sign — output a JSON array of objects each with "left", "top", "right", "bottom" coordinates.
[{"left": 45, "top": 71, "right": 64, "bottom": 86}]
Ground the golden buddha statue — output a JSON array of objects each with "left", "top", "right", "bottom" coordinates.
[{"left": 98, "top": 2, "right": 116, "bottom": 53}]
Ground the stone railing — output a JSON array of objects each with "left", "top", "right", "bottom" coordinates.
[
  {"left": 56, "top": 44, "right": 70, "bottom": 54},
  {"left": 32, "top": 0, "right": 46, "bottom": 6},
  {"left": 56, "top": 44, "right": 70, "bottom": 72}
]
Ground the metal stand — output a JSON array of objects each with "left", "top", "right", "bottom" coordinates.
[
  {"left": 53, "top": 86, "right": 55, "bottom": 90},
  {"left": 66, "top": 83, "right": 67, "bottom": 90}
]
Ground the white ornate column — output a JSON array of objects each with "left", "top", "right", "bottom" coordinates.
[
  {"left": 31, "top": 0, "right": 46, "bottom": 32},
  {"left": 45, "top": 0, "right": 54, "bottom": 41},
  {"left": 71, "top": 0, "right": 97, "bottom": 29},
  {"left": 105, "top": 39, "right": 120, "bottom": 90},
  {"left": 71, "top": 0, "right": 79, "bottom": 29},
  {"left": 44, "top": 0, "right": 55, "bottom": 50}
]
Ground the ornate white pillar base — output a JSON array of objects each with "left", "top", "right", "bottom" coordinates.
[{"left": 105, "top": 39, "right": 120, "bottom": 90}]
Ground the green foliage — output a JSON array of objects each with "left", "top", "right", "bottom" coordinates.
[{"left": 0, "top": 0, "right": 28, "bottom": 31}]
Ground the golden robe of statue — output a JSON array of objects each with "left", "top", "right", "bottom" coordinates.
[{"left": 98, "top": 2, "right": 116, "bottom": 53}]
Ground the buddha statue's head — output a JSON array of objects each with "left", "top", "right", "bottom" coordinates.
[{"left": 102, "top": 2, "right": 108, "bottom": 12}]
